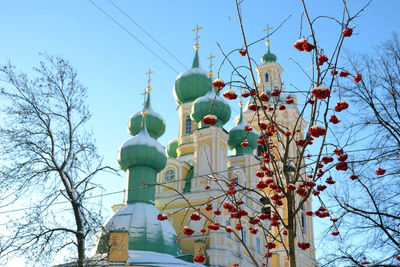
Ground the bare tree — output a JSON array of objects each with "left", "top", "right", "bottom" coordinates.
[
  {"left": 0, "top": 55, "right": 115, "bottom": 266},
  {"left": 319, "top": 34, "right": 400, "bottom": 266}
]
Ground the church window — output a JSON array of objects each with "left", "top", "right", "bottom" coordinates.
[
  {"left": 257, "top": 145, "right": 264, "bottom": 156},
  {"left": 301, "top": 205, "right": 307, "bottom": 235},
  {"left": 226, "top": 220, "right": 231, "bottom": 238},
  {"left": 265, "top": 72, "right": 269, "bottom": 82},
  {"left": 261, "top": 206, "right": 272, "bottom": 230},
  {"left": 256, "top": 237, "right": 261, "bottom": 254},
  {"left": 185, "top": 115, "right": 192, "bottom": 134},
  {"left": 257, "top": 135, "right": 267, "bottom": 156},
  {"left": 164, "top": 169, "right": 175, "bottom": 182},
  {"left": 242, "top": 229, "right": 247, "bottom": 246}
]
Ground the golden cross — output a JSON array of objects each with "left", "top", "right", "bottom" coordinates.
[
  {"left": 146, "top": 69, "right": 153, "bottom": 91},
  {"left": 207, "top": 53, "right": 215, "bottom": 77},
  {"left": 263, "top": 24, "right": 274, "bottom": 46},
  {"left": 192, "top": 24, "right": 202, "bottom": 50}
]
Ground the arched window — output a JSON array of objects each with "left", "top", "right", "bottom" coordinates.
[
  {"left": 164, "top": 169, "right": 175, "bottom": 182},
  {"left": 185, "top": 115, "right": 192, "bottom": 134},
  {"left": 265, "top": 72, "right": 269, "bottom": 82}
]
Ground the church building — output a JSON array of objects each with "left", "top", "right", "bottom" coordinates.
[{"left": 88, "top": 31, "right": 318, "bottom": 267}]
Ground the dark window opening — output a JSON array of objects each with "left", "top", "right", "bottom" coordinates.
[
  {"left": 257, "top": 144, "right": 267, "bottom": 156},
  {"left": 185, "top": 115, "right": 192, "bottom": 134}
]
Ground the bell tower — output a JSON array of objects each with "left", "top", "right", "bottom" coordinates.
[{"left": 256, "top": 25, "right": 283, "bottom": 92}]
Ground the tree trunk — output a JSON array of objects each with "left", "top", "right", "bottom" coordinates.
[
  {"left": 74, "top": 201, "right": 85, "bottom": 267},
  {"left": 60, "top": 170, "right": 86, "bottom": 267},
  {"left": 287, "top": 196, "right": 297, "bottom": 267}
]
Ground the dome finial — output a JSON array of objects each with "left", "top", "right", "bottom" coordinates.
[
  {"left": 192, "top": 24, "right": 202, "bottom": 50},
  {"left": 207, "top": 53, "right": 215, "bottom": 78},
  {"left": 263, "top": 24, "right": 273, "bottom": 47},
  {"left": 261, "top": 25, "right": 277, "bottom": 63}
]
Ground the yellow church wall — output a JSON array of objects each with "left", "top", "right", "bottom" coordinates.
[
  {"left": 159, "top": 161, "right": 190, "bottom": 193},
  {"left": 270, "top": 254, "right": 280, "bottom": 267},
  {"left": 158, "top": 199, "right": 209, "bottom": 212},
  {"left": 108, "top": 232, "right": 129, "bottom": 262},
  {"left": 177, "top": 144, "right": 194, "bottom": 157},
  {"left": 167, "top": 207, "right": 214, "bottom": 256}
]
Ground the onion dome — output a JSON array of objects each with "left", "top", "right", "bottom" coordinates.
[
  {"left": 166, "top": 138, "right": 178, "bottom": 158},
  {"left": 228, "top": 105, "right": 258, "bottom": 155},
  {"left": 128, "top": 91, "right": 166, "bottom": 139},
  {"left": 118, "top": 113, "right": 167, "bottom": 172},
  {"left": 95, "top": 203, "right": 181, "bottom": 257},
  {"left": 262, "top": 46, "right": 277, "bottom": 63},
  {"left": 173, "top": 50, "right": 212, "bottom": 104},
  {"left": 190, "top": 90, "right": 231, "bottom": 128}
]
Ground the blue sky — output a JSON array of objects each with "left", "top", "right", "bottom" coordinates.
[{"left": 1, "top": 0, "right": 399, "bottom": 265}]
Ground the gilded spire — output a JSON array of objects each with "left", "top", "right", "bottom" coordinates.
[
  {"left": 146, "top": 69, "right": 153, "bottom": 92},
  {"left": 207, "top": 53, "right": 215, "bottom": 78},
  {"left": 192, "top": 24, "right": 202, "bottom": 50},
  {"left": 144, "top": 69, "right": 153, "bottom": 110},
  {"left": 263, "top": 24, "right": 273, "bottom": 47}
]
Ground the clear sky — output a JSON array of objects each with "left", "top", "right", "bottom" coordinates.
[{"left": 1, "top": 0, "right": 399, "bottom": 265}]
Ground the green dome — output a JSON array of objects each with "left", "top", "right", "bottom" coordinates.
[
  {"left": 118, "top": 115, "right": 167, "bottom": 172},
  {"left": 191, "top": 91, "right": 231, "bottom": 127},
  {"left": 96, "top": 203, "right": 182, "bottom": 257},
  {"left": 166, "top": 138, "right": 178, "bottom": 158},
  {"left": 173, "top": 50, "right": 212, "bottom": 104},
  {"left": 228, "top": 106, "right": 258, "bottom": 155},
  {"left": 262, "top": 46, "right": 277, "bottom": 63},
  {"left": 128, "top": 92, "right": 165, "bottom": 139}
]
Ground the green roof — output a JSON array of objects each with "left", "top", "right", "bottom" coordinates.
[
  {"left": 118, "top": 114, "right": 167, "bottom": 172},
  {"left": 166, "top": 138, "right": 178, "bottom": 158},
  {"left": 128, "top": 92, "right": 166, "bottom": 139},
  {"left": 228, "top": 106, "right": 258, "bottom": 155},
  {"left": 190, "top": 91, "right": 231, "bottom": 127},
  {"left": 96, "top": 203, "right": 182, "bottom": 257},
  {"left": 173, "top": 50, "right": 212, "bottom": 104},
  {"left": 262, "top": 46, "right": 277, "bottom": 63}
]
